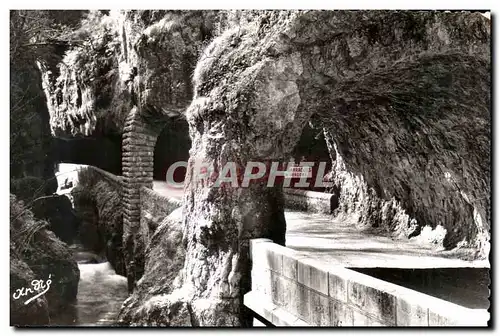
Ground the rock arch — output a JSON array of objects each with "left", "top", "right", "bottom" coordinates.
[{"left": 174, "top": 10, "right": 490, "bottom": 326}]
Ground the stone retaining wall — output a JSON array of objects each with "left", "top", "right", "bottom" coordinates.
[
  {"left": 85, "top": 165, "right": 124, "bottom": 188},
  {"left": 283, "top": 188, "right": 338, "bottom": 214},
  {"left": 245, "top": 239, "right": 489, "bottom": 327},
  {"left": 139, "top": 186, "right": 182, "bottom": 236}
]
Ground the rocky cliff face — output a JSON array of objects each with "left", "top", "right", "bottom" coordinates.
[
  {"left": 38, "top": 10, "right": 219, "bottom": 138},
  {"left": 36, "top": 10, "right": 490, "bottom": 326},
  {"left": 310, "top": 12, "right": 491, "bottom": 257},
  {"left": 177, "top": 10, "right": 490, "bottom": 325}
]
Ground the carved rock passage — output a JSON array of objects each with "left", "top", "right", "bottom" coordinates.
[
  {"left": 320, "top": 53, "right": 490, "bottom": 256},
  {"left": 170, "top": 10, "right": 490, "bottom": 326}
]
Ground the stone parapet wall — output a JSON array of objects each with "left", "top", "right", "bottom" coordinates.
[
  {"left": 85, "top": 165, "right": 124, "bottom": 189},
  {"left": 139, "top": 186, "right": 182, "bottom": 235},
  {"left": 245, "top": 239, "right": 489, "bottom": 327},
  {"left": 283, "top": 188, "right": 338, "bottom": 214}
]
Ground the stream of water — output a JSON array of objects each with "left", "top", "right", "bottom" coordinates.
[
  {"left": 49, "top": 245, "right": 128, "bottom": 326},
  {"left": 48, "top": 163, "right": 129, "bottom": 326}
]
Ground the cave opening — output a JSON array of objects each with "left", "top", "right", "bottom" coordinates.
[
  {"left": 153, "top": 118, "right": 191, "bottom": 184},
  {"left": 52, "top": 134, "right": 122, "bottom": 175},
  {"left": 289, "top": 121, "right": 332, "bottom": 192}
]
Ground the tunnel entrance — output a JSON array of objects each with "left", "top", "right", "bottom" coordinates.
[
  {"left": 53, "top": 134, "right": 122, "bottom": 175},
  {"left": 153, "top": 118, "right": 191, "bottom": 184},
  {"left": 289, "top": 121, "right": 332, "bottom": 192}
]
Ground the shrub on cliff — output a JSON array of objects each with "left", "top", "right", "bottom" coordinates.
[
  {"left": 10, "top": 194, "right": 80, "bottom": 320},
  {"left": 10, "top": 176, "right": 79, "bottom": 244}
]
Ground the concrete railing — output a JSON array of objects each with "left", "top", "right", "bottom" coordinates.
[
  {"left": 244, "top": 239, "right": 489, "bottom": 327},
  {"left": 283, "top": 188, "right": 338, "bottom": 214}
]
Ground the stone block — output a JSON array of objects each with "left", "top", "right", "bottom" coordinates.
[
  {"left": 328, "top": 270, "right": 348, "bottom": 302},
  {"left": 347, "top": 280, "right": 397, "bottom": 326},
  {"left": 270, "top": 272, "right": 283, "bottom": 306},
  {"left": 296, "top": 284, "right": 311, "bottom": 322},
  {"left": 428, "top": 311, "right": 457, "bottom": 326},
  {"left": 297, "top": 258, "right": 329, "bottom": 295},
  {"left": 428, "top": 305, "right": 489, "bottom": 326},
  {"left": 330, "top": 299, "right": 354, "bottom": 326},
  {"left": 249, "top": 239, "right": 272, "bottom": 256},
  {"left": 395, "top": 292, "right": 429, "bottom": 326},
  {"left": 352, "top": 309, "right": 387, "bottom": 326},
  {"left": 252, "top": 268, "right": 272, "bottom": 296},
  {"left": 281, "top": 253, "right": 298, "bottom": 279},
  {"left": 251, "top": 243, "right": 282, "bottom": 274},
  {"left": 308, "top": 290, "right": 331, "bottom": 326},
  {"left": 272, "top": 307, "right": 300, "bottom": 326},
  {"left": 122, "top": 154, "right": 153, "bottom": 161},
  {"left": 278, "top": 275, "right": 300, "bottom": 314}
]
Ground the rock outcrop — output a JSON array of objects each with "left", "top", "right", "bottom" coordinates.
[
  {"left": 38, "top": 10, "right": 218, "bottom": 138},
  {"left": 117, "top": 207, "right": 187, "bottom": 325},
  {"left": 175, "top": 10, "right": 490, "bottom": 325},
  {"left": 312, "top": 13, "right": 491, "bottom": 257},
  {"left": 10, "top": 195, "right": 80, "bottom": 323}
]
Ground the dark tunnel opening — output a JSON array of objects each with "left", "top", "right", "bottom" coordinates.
[{"left": 153, "top": 118, "right": 191, "bottom": 183}]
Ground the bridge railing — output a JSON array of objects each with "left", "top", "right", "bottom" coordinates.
[{"left": 244, "top": 239, "right": 489, "bottom": 327}]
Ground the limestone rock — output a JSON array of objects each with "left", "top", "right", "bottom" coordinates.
[
  {"left": 178, "top": 10, "right": 490, "bottom": 325},
  {"left": 38, "top": 10, "right": 217, "bottom": 138},
  {"left": 118, "top": 207, "right": 187, "bottom": 325}
]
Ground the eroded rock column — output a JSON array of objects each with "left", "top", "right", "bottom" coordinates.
[{"left": 175, "top": 23, "right": 312, "bottom": 325}]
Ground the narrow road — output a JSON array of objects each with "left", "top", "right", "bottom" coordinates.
[{"left": 152, "top": 180, "right": 488, "bottom": 269}]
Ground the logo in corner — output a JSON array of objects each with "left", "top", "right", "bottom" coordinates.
[{"left": 12, "top": 274, "right": 52, "bottom": 305}]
